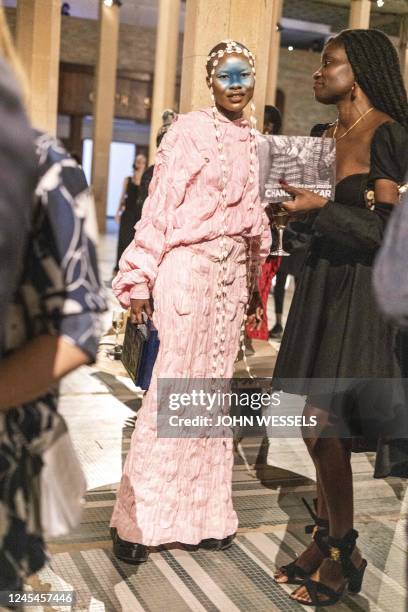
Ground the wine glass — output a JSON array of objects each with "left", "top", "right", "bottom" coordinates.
[
  {"left": 269, "top": 202, "right": 290, "bottom": 256},
  {"left": 109, "top": 309, "right": 125, "bottom": 359}
]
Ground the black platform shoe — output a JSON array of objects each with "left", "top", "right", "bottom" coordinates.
[
  {"left": 111, "top": 528, "right": 149, "bottom": 564},
  {"left": 291, "top": 528, "right": 367, "bottom": 607},
  {"left": 199, "top": 534, "right": 235, "bottom": 551},
  {"left": 275, "top": 498, "right": 329, "bottom": 585}
]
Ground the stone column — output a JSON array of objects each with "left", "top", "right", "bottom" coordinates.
[
  {"left": 91, "top": 2, "right": 120, "bottom": 233},
  {"left": 266, "top": 0, "right": 283, "bottom": 106},
  {"left": 69, "top": 115, "right": 83, "bottom": 163},
  {"left": 149, "top": 0, "right": 181, "bottom": 164},
  {"left": 180, "top": 0, "right": 274, "bottom": 127},
  {"left": 399, "top": 15, "right": 408, "bottom": 89},
  {"left": 16, "top": 0, "right": 61, "bottom": 134},
  {"left": 348, "top": 0, "right": 371, "bottom": 29}
]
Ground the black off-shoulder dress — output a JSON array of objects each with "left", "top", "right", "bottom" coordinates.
[
  {"left": 273, "top": 121, "right": 408, "bottom": 478},
  {"left": 115, "top": 178, "right": 141, "bottom": 270}
]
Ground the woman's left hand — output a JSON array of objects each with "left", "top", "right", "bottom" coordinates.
[{"left": 280, "top": 180, "right": 328, "bottom": 213}]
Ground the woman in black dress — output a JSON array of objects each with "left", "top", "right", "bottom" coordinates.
[
  {"left": 114, "top": 152, "right": 147, "bottom": 271},
  {"left": 272, "top": 29, "right": 408, "bottom": 606}
]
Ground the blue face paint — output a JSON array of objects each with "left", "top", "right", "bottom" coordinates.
[{"left": 214, "top": 56, "right": 254, "bottom": 91}]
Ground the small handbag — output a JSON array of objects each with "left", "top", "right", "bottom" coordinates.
[{"left": 121, "top": 317, "right": 160, "bottom": 390}]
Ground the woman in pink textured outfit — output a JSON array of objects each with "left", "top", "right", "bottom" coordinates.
[{"left": 110, "top": 40, "right": 271, "bottom": 563}]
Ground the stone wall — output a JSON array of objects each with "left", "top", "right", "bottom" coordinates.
[
  {"left": 277, "top": 48, "right": 336, "bottom": 135},
  {"left": 5, "top": 8, "right": 335, "bottom": 135},
  {"left": 5, "top": 9, "right": 182, "bottom": 77}
]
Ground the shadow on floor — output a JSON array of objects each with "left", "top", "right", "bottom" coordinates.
[{"left": 91, "top": 370, "right": 143, "bottom": 413}]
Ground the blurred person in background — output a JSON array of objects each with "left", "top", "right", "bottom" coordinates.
[
  {"left": 263, "top": 104, "right": 282, "bottom": 136},
  {"left": 261, "top": 106, "right": 309, "bottom": 342},
  {"left": 0, "top": 8, "right": 106, "bottom": 591},
  {"left": 268, "top": 230, "right": 308, "bottom": 340},
  {"left": 114, "top": 110, "right": 177, "bottom": 275},
  {"left": 373, "top": 181, "right": 408, "bottom": 330},
  {"left": 61, "top": 2, "right": 71, "bottom": 17},
  {"left": 114, "top": 152, "right": 147, "bottom": 272},
  {"left": 136, "top": 109, "right": 178, "bottom": 215},
  {"left": 246, "top": 105, "right": 282, "bottom": 342}
]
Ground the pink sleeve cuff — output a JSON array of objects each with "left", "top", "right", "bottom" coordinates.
[{"left": 129, "top": 283, "right": 150, "bottom": 300}]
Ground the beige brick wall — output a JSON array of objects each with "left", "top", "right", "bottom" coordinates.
[
  {"left": 278, "top": 48, "right": 337, "bottom": 135},
  {"left": 6, "top": 8, "right": 335, "bottom": 135},
  {"left": 5, "top": 9, "right": 182, "bottom": 76}
]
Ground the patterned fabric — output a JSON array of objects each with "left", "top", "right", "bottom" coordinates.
[
  {"left": 110, "top": 238, "right": 248, "bottom": 545},
  {"left": 262, "top": 135, "right": 336, "bottom": 187},
  {"left": 110, "top": 109, "right": 271, "bottom": 546},
  {"left": 113, "top": 108, "right": 271, "bottom": 303},
  {"left": 0, "top": 132, "right": 106, "bottom": 589},
  {"left": 246, "top": 257, "right": 281, "bottom": 341}
]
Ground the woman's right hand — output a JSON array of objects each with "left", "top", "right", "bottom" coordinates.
[{"left": 130, "top": 298, "right": 153, "bottom": 324}]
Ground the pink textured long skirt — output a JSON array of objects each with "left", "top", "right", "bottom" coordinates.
[{"left": 110, "top": 237, "right": 248, "bottom": 545}]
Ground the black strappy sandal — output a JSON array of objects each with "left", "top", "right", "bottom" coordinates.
[
  {"left": 274, "top": 498, "right": 329, "bottom": 585},
  {"left": 290, "top": 528, "right": 368, "bottom": 607}
]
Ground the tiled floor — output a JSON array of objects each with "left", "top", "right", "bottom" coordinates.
[{"left": 28, "top": 225, "right": 408, "bottom": 611}]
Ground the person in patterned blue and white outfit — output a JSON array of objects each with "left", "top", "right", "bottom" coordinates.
[
  {"left": 0, "top": 129, "right": 107, "bottom": 591},
  {"left": 0, "top": 13, "right": 107, "bottom": 587}
]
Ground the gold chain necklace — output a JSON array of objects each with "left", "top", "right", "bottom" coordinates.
[{"left": 333, "top": 107, "right": 374, "bottom": 142}]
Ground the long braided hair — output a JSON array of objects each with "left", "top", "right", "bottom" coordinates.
[{"left": 330, "top": 29, "right": 408, "bottom": 126}]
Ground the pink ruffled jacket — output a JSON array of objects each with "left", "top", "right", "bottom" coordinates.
[{"left": 113, "top": 108, "right": 271, "bottom": 306}]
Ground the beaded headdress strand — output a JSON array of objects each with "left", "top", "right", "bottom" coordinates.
[{"left": 206, "top": 40, "right": 259, "bottom": 380}]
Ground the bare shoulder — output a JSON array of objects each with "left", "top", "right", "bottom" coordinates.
[{"left": 372, "top": 109, "right": 395, "bottom": 125}]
